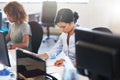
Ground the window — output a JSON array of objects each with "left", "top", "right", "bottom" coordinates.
[{"left": 0, "top": 0, "right": 89, "bottom": 3}]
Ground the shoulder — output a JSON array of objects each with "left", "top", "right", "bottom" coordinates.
[
  {"left": 21, "top": 22, "right": 30, "bottom": 27},
  {"left": 59, "top": 32, "right": 67, "bottom": 40},
  {"left": 60, "top": 32, "right": 67, "bottom": 37},
  {"left": 20, "top": 22, "right": 30, "bottom": 30}
]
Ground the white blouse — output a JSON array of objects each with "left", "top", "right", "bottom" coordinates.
[{"left": 47, "top": 32, "right": 75, "bottom": 61}]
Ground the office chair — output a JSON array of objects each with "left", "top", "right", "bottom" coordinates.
[
  {"left": 28, "top": 21, "right": 43, "bottom": 53},
  {"left": 40, "top": 1, "right": 57, "bottom": 42},
  {"left": 28, "top": 13, "right": 40, "bottom": 22},
  {"left": 92, "top": 27, "right": 112, "bottom": 33}
]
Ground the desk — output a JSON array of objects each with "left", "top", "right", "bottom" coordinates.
[
  {"left": 0, "top": 49, "right": 16, "bottom": 80},
  {"left": 0, "top": 49, "right": 89, "bottom": 80},
  {"left": 46, "top": 59, "right": 89, "bottom": 80}
]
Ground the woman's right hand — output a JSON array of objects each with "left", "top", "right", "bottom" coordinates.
[{"left": 36, "top": 53, "right": 49, "bottom": 60}]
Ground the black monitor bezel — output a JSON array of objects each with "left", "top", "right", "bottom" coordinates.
[
  {"left": 0, "top": 30, "right": 10, "bottom": 67},
  {"left": 16, "top": 48, "right": 46, "bottom": 79},
  {"left": 75, "top": 27, "right": 120, "bottom": 80}
]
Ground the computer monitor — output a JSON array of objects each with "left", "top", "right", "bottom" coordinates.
[
  {"left": 0, "top": 30, "right": 10, "bottom": 67},
  {"left": 75, "top": 27, "right": 120, "bottom": 80},
  {"left": 16, "top": 48, "right": 46, "bottom": 80},
  {"left": 16, "top": 48, "right": 57, "bottom": 80},
  {"left": 0, "top": 10, "right": 2, "bottom": 30}
]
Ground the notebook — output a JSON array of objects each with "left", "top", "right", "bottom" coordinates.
[{"left": 16, "top": 48, "right": 57, "bottom": 80}]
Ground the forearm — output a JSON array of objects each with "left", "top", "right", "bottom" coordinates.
[
  {"left": 47, "top": 40, "right": 63, "bottom": 59},
  {"left": 8, "top": 35, "right": 30, "bottom": 49},
  {"left": 36, "top": 53, "right": 49, "bottom": 60},
  {"left": 8, "top": 42, "right": 28, "bottom": 49},
  {"left": 5, "top": 33, "right": 10, "bottom": 42}
]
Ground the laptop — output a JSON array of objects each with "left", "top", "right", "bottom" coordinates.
[{"left": 16, "top": 48, "right": 57, "bottom": 80}]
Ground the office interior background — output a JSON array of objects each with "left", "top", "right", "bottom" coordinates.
[
  {"left": 0, "top": 0, "right": 120, "bottom": 35},
  {"left": 0, "top": 1, "right": 120, "bottom": 80}
]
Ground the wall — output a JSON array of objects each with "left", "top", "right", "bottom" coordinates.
[{"left": 0, "top": 0, "right": 120, "bottom": 34}]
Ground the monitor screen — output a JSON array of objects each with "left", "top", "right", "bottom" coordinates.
[
  {"left": 16, "top": 48, "right": 46, "bottom": 80},
  {"left": 0, "top": 30, "right": 10, "bottom": 67},
  {"left": 75, "top": 27, "right": 120, "bottom": 80},
  {"left": 16, "top": 48, "right": 57, "bottom": 80}
]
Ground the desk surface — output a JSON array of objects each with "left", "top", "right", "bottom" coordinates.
[
  {"left": 0, "top": 49, "right": 89, "bottom": 80},
  {"left": 0, "top": 50, "right": 16, "bottom": 80}
]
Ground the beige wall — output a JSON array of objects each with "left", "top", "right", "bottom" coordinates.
[{"left": 0, "top": 0, "right": 120, "bottom": 34}]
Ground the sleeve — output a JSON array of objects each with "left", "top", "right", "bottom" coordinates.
[
  {"left": 21, "top": 23, "right": 32, "bottom": 36},
  {"left": 47, "top": 33, "right": 64, "bottom": 59}
]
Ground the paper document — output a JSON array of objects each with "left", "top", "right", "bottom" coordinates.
[
  {"left": 47, "top": 66, "right": 64, "bottom": 74},
  {"left": 46, "top": 59, "right": 56, "bottom": 67}
]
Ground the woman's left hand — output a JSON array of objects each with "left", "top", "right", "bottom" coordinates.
[{"left": 54, "top": 58, "right": 65, "bottom": 67}]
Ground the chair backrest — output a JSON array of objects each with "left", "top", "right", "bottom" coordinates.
[
  {"left": 28, "top": 21, "right": 43, "bottom": 53},
  {"left": 92, "top": 27, "right": 112, "bottom": 33},
  {"left": 28, "top": 13, "right": 40, "bottom": 22},
  {"left": 41, "top": 1, "right": 57, "bottom": 27}
]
